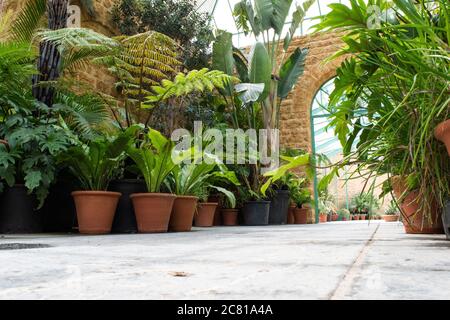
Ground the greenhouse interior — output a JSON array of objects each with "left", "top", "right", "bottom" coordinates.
[{"left": 0, "top": 0, "right": 449, "bottom": 302}]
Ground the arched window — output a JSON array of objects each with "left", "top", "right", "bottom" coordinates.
[{"left": 310, "top": 78, "right": 348, "bottom": 222}]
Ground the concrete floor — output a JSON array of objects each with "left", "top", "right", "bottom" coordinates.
[{"left": 0, "top": 221, "right": 449, "bottom": 300}]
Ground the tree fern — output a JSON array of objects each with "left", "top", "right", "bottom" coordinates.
[
  {"left": 53, "top": 90, "right": 111, "bottom": 139},
  {"left": 37, "top": 27, "right": 119, "bottom": 72},
  {"left": 145, "top": 68, "right": 238, "bottom": 107},
  {"left": 102, "top": 31, "right": 181, "bottom": 102},
  {"left": 10, "top": 0, "right": 47, "bottom": 43}
]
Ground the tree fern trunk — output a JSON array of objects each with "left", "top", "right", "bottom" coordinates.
[{"left": 32, "top": 0, "right": 68, "bottom": 107}]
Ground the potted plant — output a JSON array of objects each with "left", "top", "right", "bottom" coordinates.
[
  {"left": 331, "top": 211, "right": 339, "bottom": 222},
  {"left": 337, "top": 208, "right": 350, "bottom": 221},
  {"left": 391, "top": 176, "right": 443, "bottom": 234},
  {"left": 318, "top": 190, "right": 336, "bottom": 224},
  {"left": 59, "top": 129, "right": 137, "bottom": 234},
  {"left": 383, "top": 200, "right": 400, "bottom": 222},
  {"left": 350, "top": 193, "right": 380, "bottom": 221},
  {"left": 108, "top": 155, "right": 147, "bottom": 234},
  {"left": 167, "top": 152, "right": 238, "bottom": 231},
  {"left": 260, "top": 153, "right": 312, "bottom": 225},
  {"left": 289, "top": 178, "right": 312, "bottom": 225},
  {"left": 194, "top": 167, "right": 238, "bottom": 228},
  {"left": 315, "top": 1, "right": 449, "bottom": 235},
  {"left": 221, "top": 195, "right": 239, "bottom": 226},
  {"left": 0, "top": 103, "right": 71, "bottom": 234},
  {"left": 126, "top": 129, "right": 183, "bottom": 233}
]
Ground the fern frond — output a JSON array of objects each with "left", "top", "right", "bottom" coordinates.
[
  {"left": 144, "top": 68, "right": 238, "bottom": 107},
  {"left": 99, "top": 31, "right": 182, "bottom": 106},
  {"left": 54, "top": 91, "right": 110, "bottom": 138},
  {"left": 37, "top": 28, "right": 119, "bottom": 73},
  {"left": 11, "top": 0, "right": 47, "bottom": 43}
]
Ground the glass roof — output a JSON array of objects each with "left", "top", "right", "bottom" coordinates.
[{"left": 197, "top": 0, "right": 351, "bottom": 48}]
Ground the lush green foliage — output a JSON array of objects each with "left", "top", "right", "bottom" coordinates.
[
  {"left": 350, "top": 192, "right": 380, "bottom": 214},
  {"left": 127, "top": 129, "right": 188, "bottom": 193},
  {"left": 318, "top": 189, "right": 336, "bottom": 215},
  {"left": 337, "top": 208, "right": 351, "bottom": 220},
  {"left": 315, "top": 0, "right": 450, "bottom": 220},
  {"left": 0, "top": 102, "right": 71, "bottom": 207},
  {"left": 111, "top": 0, "right": 214, "bottom": 69},
  {"left": 168, "top": 151, "right": 239, "bottom": 207},
  {"left": 289, "top": 176, "right": 313, "bottom": 208},
  {"left": 58, "top": 126, "right": 139, "bottom": 191},
  {"left": 384, "top": 200, "right": 400, "bottom": 216},
  {"left": 145, "top": 68, "right": 238, "bottom": 106},
  {"left": 231, "top": 0, "right": 314, "bottom": 132}
]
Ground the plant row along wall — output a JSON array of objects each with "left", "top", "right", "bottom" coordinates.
[{"left": 0, "top": 0, "right": 321, "bottom": 234}]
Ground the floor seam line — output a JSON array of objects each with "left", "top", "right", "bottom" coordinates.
[{"left": 328, "top": 224, "right": 380, "bottom": 300}]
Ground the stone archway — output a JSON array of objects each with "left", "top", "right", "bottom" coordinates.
[{"left": 280, "top": 31, "right": 347, "bottom": 152}]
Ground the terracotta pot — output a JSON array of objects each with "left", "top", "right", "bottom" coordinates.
[
  {"left": 221, "top": 209, "right": 239, "bottom": 226},
  {"left": 331, "top": 214, "right": 339, "bottom": 222},
  {"left": 71, "top": 191, "right": 121, "bottom": 235},
  {"left": 319, "top": 214, "right": 327, "bottom": 223},
  {"left": 383, "top": 215, "right": 399, "bottom": 222},
  {"left": 287, "top": 205, "right": 296, "bottom": 224},
  {"left": 353, "top": 215, "right": 360, "bottom": 221},
  {"left": 391, "top": 176, "right": 444, "bottom": 234},
  {"left": 195, "top": 202, "right": 218, "bottom": 227},
  {"left": 293, "top": 207, "right": 308, "bottom": 224},
  {"left": 434, "top": 119, "right": 450, "bottom": 156},
  {"left": 130, "top": 193, "right": 176, "bottom": 233},
  {"left": 360, "top": 215, "right": 366, "bottom": 221},
  {"left": 169, "top": 196, "right": 198, "bottom": 232},
  {"left": 208, "top": 195, "right": 222, "bottom": 226}
]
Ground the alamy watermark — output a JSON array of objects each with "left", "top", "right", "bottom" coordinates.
[{"left": 171, "top": 121, "right": 280, "bottom": 174}]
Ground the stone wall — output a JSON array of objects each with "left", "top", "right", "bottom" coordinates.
[{"left": 279, "top": 31, "right": 347, "bottom": 152}]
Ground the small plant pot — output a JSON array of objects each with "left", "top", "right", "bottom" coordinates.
[
  {"left": 242, "top": 201, "right": 270, "bottom": 226},
  {"left": 40, "top": 178, "right": 77, "bottom": 233},
  {"left": 319, "top": 214, "right": 327, "bottom": 223},
  {"left": 72, "top": 191, "right": 121, "bottom": 235},
  {"left": 208, "top": 195, "right": 222, "bottom": 226},
  {"left": 221, "top": 209, "right": 239, "bottom": 226},
  {"left": 195, "top": 202, "right": 218, "bottom": 227},
  {"left": 269, "top": 189, "right": 290, "bottom": 225},
  {"left": 434, "top": 119, "right": 450, "bottom": 156},
  {"left": 331, "top": 214, "right": 339, "bottom": 221},
  {"left": 169, "top": 196, "right": 198, "bottom": 232},
  {"left": 287, "top": 205, "right": 296, "bottom": 224},
  {"left": 0, "top": 185, "right": 42, "bottom": 234},
  {"left": 109, "top": 179, "right": 147, "bottom": 233},
  {"left": 352, "top": 215, "right": 360, "bottom": 221},
  {"left": 293, "top": 207, "right": 308, "bottom": 224},
  {"left": 360, "top": 215, "right": 366, "bottom": 221},
  {"left": 383, "top": 215, "right": 399, "bottom": 222},
  {"left": 130, "top": 193, "right": 176, "bottom": 233}
]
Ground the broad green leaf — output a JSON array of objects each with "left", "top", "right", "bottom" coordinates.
[
  {"left": 235, "top": 83, "right": 265, "bottom": 104},
  {"left": 213, "top": 30, "right": 235, "bottom": 76},
  {"left": 278, "top": 48, "right": 308, "bottom": 99},
  {"left": 248, "top": 42, "right": 271, "bottom": 101}
]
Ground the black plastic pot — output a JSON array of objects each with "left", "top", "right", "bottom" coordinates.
[
  {"left": 242, "top": 201, "right": 270, "bottom": 226},
  {"left": 0, "top": 185, "right": 42, "bottom": 234},
  {"left": 268, "top": 190, "right": 290, "bottom": 225},
  {"left": 109, "top": 179, "right": 147, "bottom": 233},
  {"left": 443, "top": 199, "right": 450, "bottom": 240},
  {"left": 40, "top": 180, "right": 77, "bottom": 232}
]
